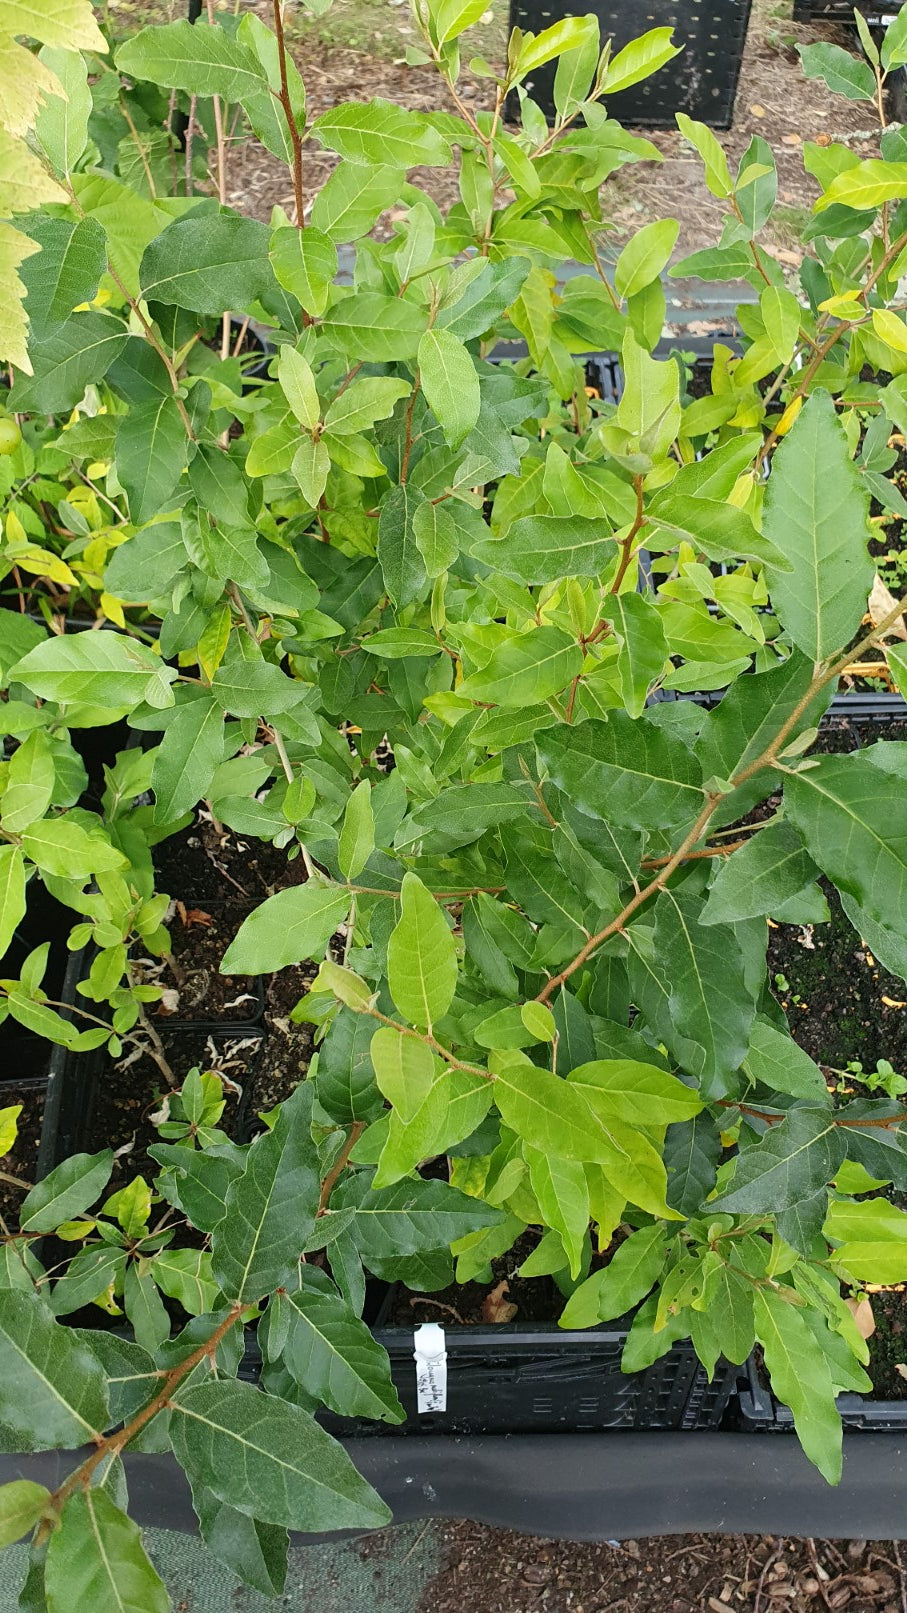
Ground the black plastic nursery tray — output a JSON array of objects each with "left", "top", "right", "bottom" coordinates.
[
  {"left": 312, "top": 1316, "right": 738, "bottom": 1437},
  {"left": 737, "top": 1357, "right": 907, "bottom": 1433},
  {"left": 508, "top": 0, "right": 753, "bottom": 127}
]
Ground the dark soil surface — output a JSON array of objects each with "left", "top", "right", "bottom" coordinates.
[
  {"left": 149, "top": 902, "right": 263, "bottom": 1024},
  {"left": 417, "top": 1526, "right": 907, "bottom": 1613},
  {"left": 860, "top": 1290, "right": 907, "bottom": 1403},
  {"left": 81, "top": 1028, "right": 257, "bottom": 1186},
  {"left": 0, "top": 1083, "right": 45, "bottom": 1226},
  {"left": 152, "top": 816, "right": 305, "bottom": 904},
  {"left": 766, "top": 718, "right": 907, "bottom": 1399},
  {"left": 388, "top": 1232, "right": 563, "bottom": 1327},
  {"left": 767, "top": 720, "right": 907, "bottom": 1075}
]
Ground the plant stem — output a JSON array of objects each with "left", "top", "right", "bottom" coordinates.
[
  {"left": 48, "top": 1304, "right": 244, "bottom": 1516},
  {"left": 536, "top": 588, "right": 907, "bottom": 1004},
  {"left": 317, "top": 1122, "right": 365, "bottom": 1214},
  {"left": 0, "top": 1170, "right": 31, "bottom": 1191},
  {"left": 344, "top": 999, "right": 492, "bottom": 1081},
  {"left": 399, "top": 376, "right": 421, "bottom": 483},
  {"left": 272, "top": 0, "right": 305, "bottom": 230}
]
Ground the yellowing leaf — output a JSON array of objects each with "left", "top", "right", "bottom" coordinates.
[
  {"left": 0, "top": 1105, "right": 21, "bottom": 1156},
  {"left": 0, "top": 0, "right": 107, "bottom": 52},
  {"left": 16, "top": 547, "right": 78, "bottom": 587},
  {"left": 872, "top": 307, "right": 907, "bottom": 354},
  {"left": 0, "top": 222, "right": 39, "bottom": 374},
  {"left": 0, "top": 127, "right": 66, "bottom": 214},
  {"left": 0, "top": 36, "right": 63, "bottom": 138}
]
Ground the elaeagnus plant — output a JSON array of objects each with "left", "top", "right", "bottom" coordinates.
[{"left": 5, "top": 0, "right": 907, "bottom": 1600}]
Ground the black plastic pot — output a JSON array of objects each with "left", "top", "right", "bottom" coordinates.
[
  {"left": 737, "top": 1356, "right": 907, "bottom": 1434},
  {"left": 317, "top": 1313, "right": 738, "bottom": 1436},
  {"left": 508, "top": 0, "right": 753, "bottom": 127}
]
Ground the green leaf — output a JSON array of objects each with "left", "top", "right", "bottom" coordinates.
[
  {"left": 701, "top": 820, "right": 818, "bottom": 925},
  {"left": 663, "top": 1113, "right": 721, "bottom": 1216},
  {"left": 377, "top": 484, "right": 428, "bottom": 610},
  {"left": 311, "top": 100, "right": 451, "bottom": 167},
  {"left": 387, "top": 872, "right": 457, "bottom": 1028},
  {"left": 418, "top": 327, "right": 480, "bottom": 449},
  {"left": 825, "top": 1196, "right": 907, "bottom": 1283},
  {"left": 211, "top": 1084, "right": 319, "bottom": 1302},
  {"left": 524, "top": 1148, "right": 589, "bottom": 1279},
  {"left": 492, "top": 1058, "right": 616, "bottom": 1164},
  {"left": 33, "top": 45, "right": 91, "bottom": 176},
  {"left": 0, "top": 846, "right": 25, "bottom": 966},
  {"left": 310, "top": 163, "right": 405, "bottom": 243},
  {"left": 124, "top": 1263, "right": 170, "bottom": 1354},
  {"left": 2, "top": 730, "right": 55, "bottom": 835},
  {"left": 338, "top": 781, "right": 374, "bottom": 881},
  {"left": 605, "top": 591, "right": 668, "bottom": 717},
  {"left": 315, "top": 1010, "right": 385, "bottom": 1126},
  {"left": 322, "top": 292, "right": 425, "bottom": 363},
  {"left": 0, "top": 1481, "right": 50, "bottom": 1548},
  {"left": 170, "top": 1378, "right": 390, "bottom": 1532},
  {"left": 151, "top": 697, "right": 225, "bottom": 825},
  {"left": 675, "top": 113, "right": 733, "bottom": 198},
  {"left": 559, "top": 1225, "right": 667, "bottom": 1328},
  {"left": 761, "top": 284, "right": 801, "bottom": 365},
  {"left": 753, "top": 1289, "right": 842, "bottom": 1484},
  {"left": 647, "top": 889, "right": 757, "bottom": 1096},
  {"left": 268, "top": 1269, "right": 404, "bottom": 1422},
  {"left": 605, "top": 27, "right": 681, "bottom": 94},
  {"left": 763, "top": 392, "right": 873, "bottom": 661},
  {"left": 11, "top": 631, "right": 176, "bottom": 713},
  {"left": 140, "top": 215, "right": 274, "bottom": 315},
  {"left": 361, "top": 628, "right": 441, "bottom": 660},
  {"left": 19, "top": 1151, "right": 113, "bottom": 1235},
  {"left": 405, "top": 782, "right": 536, "bottom": 849},
  {"left": 0, "top": 1288, "right": 107, "bottom": 1447},
  {"left": 369, "top": 1026, "right": 436, "bottom": 1122},
  {"left": 323, "top": 376, "right": 411, "bottom": 437},
  {"left": 437, "top": 257, "right": 531, "bottom": 341},
  {"left": 459, "top": 627, "right": 582, "bottom": 707},
  {"left": 150, "top": 1143, "right": 245, "bottom": 1234},
  {"left": 50, "top": 1247, "right": 126, "bottom": 1318},
  {"left": 537, "top": 712, "right": 702, "bottom": 831},
  {"left": 222, "top": 883, "right": 350, "bottom": 975},
  {"left": 152, "top": 1250, "right": 219, "bottom": 1316},
  {"left": 695, "top": 650, "right": 831, "bottom": 824},
  {"left": 470, "top": 516, "right": 616, "bottom": 585},
  {"left": 210, "top": 659, "right": 308, "bottom": 719},
  {"left": 798, "top": 41, "right": 876, "bottom": 101},
  {"left": 277, "top": 345, "right": 320, "bottom": 431},
  {"left": 9, "top": 312, "right": 128, "bottom": 415},
  {"left": 116, "top": 19, "right": 267, "bottom": 102},
  {"left": 784, "top": 751, "right": 907, "bottom": 938},
  {"left": 19, "top": 216, "right": 106, "bottom": 330},
  {"left": 743, "top": 1019, "right": 830, "bottom": 1103},
  {"left": 270, "top": 225, "right": 336, "bottom": 318},
  {"left": 330, "top": 1170, "right": 503, "bottom": 1260},
  {"left": 193, "top": 1484, "right": 288, "bottom": 1599},
  {"left": 713, "top": 1106, "right": 844, "bottom": 1218},
  {"left": 648, "top": 492, "right": 788, "bottom": 570},
  {"left": 615, "top": 219, "right": 679, "bottom": 298},
  {"left": 567, "top": 1059, "right": 703, "bottom": 1125},
  {"left": 115, "top": 396, "right": 186, "bottom": 526},
  {"left": 20, "top": 818, "right": 126, "bottom": 879},
  {"left": 187, "top": 446, "right": 251, "bottom": 529},
  {"left": 45, "top": 1489, "right": 168, "bottom": 1613},
  {"left": 432, "top": 0, "right": 488, "bottom": 43},
  {"left": 816, "top": 159, "right": 907, "bottom": 213}
]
